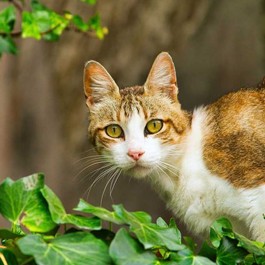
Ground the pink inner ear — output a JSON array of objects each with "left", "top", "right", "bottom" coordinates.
[
  {"left": 84, "top": 61, "right": 120, "bottom": 107},
  {"left": 86, "top": 95, "right": 94, "bottom": 106},
  {"left": 145, "top": 52, "right": 177, "bottom": 88}
]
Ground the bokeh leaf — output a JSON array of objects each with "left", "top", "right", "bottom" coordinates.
[
  {"left": 22, "top": 0, "right": 69, "bottom": 41},
  {"left": 0, "top": 5, "right": 16, "bottom": 33},
  {"left": 0, "top": 248, "right": 18, "bottom": 265},
  {"left": 88, "top": 13, "right": 108, "bottom": 39},
  {"left": 0, "top": 35, "right": 17, "bottom": 57},
  {"left": 17, "top": 232, "right": 112, "bottom": 265},
  {"left": 81, "top": 0, "right": 97, "bottom": 5}
]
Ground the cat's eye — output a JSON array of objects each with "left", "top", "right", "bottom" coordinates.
[
  {"left": 145, "top": 119, "right": 163, "bottom": 134},
  {"left": 105, "top": 124, "right": 123, "bottom": 138}
]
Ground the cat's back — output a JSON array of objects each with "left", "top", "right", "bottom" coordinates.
[{"left": 202, "top": 88, "right": 265, "bottom": 188}]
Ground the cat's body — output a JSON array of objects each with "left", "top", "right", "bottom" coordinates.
[{"left": 83, "top": 52, "right": 265, "bottom": 241}]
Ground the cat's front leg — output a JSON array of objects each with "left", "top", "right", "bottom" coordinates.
[
  {"left": 248, "top": 214, "right": 265, "bottom": 242},
  {"left": 181, "top": 198, "right": 217, "bottom": 239}
]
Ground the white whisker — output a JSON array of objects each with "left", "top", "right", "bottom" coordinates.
[
  {"left": 100, "top": 167, "right": 120, "bottom": 206},
  {"left": 155, "top": 164, "right": 174, "bottom": 187},
  {"left": 110, "top": 169, "right": 122, "bottom": 198},
  {"left": 87, "top": 165, "right": 116, "bottom": 197}
]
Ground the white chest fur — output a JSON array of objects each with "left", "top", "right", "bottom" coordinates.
[{"left": 155, "top": 108, "right": 265, "bottom": 241}]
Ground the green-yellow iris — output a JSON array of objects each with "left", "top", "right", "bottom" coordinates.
[
  {"left": 145, "top": 119, "right": 163, "bottom": 134},
  {"left": 105, "top": 124, "right": 123, "bottom": 138}
]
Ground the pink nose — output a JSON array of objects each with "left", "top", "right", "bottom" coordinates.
[{"left": 127, "top": 150, "right": 145, "bottom": 161}]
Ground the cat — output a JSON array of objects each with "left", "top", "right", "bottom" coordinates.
[{"left": 83, "top": 52, "right": 265, "bottom": 241}]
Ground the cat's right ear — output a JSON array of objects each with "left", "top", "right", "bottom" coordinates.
[{"left": 84, "top": 61, "right": 120, "bottom": 108}]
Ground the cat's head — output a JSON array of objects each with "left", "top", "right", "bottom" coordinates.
[{"left": 83, "top": 52, "right": 190, "bottom": 178}]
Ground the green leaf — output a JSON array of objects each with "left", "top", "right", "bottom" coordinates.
[
  {"left": 91, "top": 229, "right": 115, "bottom": 246},
  {"left": 210, "top": 217, "right": 234, "bottom": 248},
  {"left": 0, "top": 35, "right": 17, "bottom": 57},
  {"left": 198, "top": 241, "right": 216, "bottom": 262},
  {"left": 109, "top": 228, "right": 157, "bottom": 265},
  {"left": 183, "top": 237, "right": 197, "bottom": 253},
  {"left": 41, "top": 186, "right": 101, "bottom": 230},
  {"left": 22, "top": 11, "right": 41, "bottom": 40},
  {"left": 22, "top": 1, "right": 69, "bottom": 41},
  {"left": 0, "top": 248, "right": 18, "bottom": 265},
  {"left": 0, "top": 5, "right": 16, "bottom": 33},
  {"left": 234, "top": 232, "right": 265, "bottom": 256},
  {"left": 216, "top": 237, "right": 248, "bottom": 265},
  {"left": 72, "top": 15, "right": 89, "bottom": 31},
  {"left": 0, "top": 174, "right": 56, "bottom": 233},
  {"left": 88, "top": 14, "right": 108, "bottom": 39},
  {"left": 0, "top": 229, "right": 23, "bottom": 240},
  {"left": 17, "top": 232, "right": 112, "bottom": 265},
  {"left": 113, "top": 204, "right": 184, "bottom": 251},
  {"left": 75, "top": 199, "right": 124, "bottom": 224},
  {"left": 81, "top": 0, "right": 97, "bottom": 5},
  {"left": 156, "top": 217, "right": 168, "bottom": 228},
  {"left": 171, "top": 248, "right": 216, "bottom": 265}
]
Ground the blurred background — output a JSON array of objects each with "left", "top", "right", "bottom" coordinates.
[{"left": 0, "top": 0, "right": 264, "bottom": 237}]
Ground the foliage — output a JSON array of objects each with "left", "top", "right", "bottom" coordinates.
[
  {"left": 0, "top": 0, "right": 107, "bottom": 57},
  {"left": 0, "top": 174, "right": 265, "bottom": 264}
]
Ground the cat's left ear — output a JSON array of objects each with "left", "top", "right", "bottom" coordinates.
[
  {"left": 144, "top": 52, "right": 178, "bottom": 102},
  {"left": 84, "top": 60, "right": 120, "bottom": 108}
]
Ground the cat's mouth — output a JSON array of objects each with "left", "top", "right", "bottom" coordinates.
[{"left": 125, "top": 162, "right": 153, "bottom": 178}]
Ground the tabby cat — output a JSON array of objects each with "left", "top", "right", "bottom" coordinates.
[{"left": 83, "top": 52, "right": 265, "bottom": 241}]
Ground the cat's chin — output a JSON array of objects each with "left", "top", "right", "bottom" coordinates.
[{"left": 125, "top": 164, "right": 153, "bottom": 179}]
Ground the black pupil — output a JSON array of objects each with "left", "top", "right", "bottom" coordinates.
[{"left": 113, "top": 127, "right": 116, "bottom": 133}]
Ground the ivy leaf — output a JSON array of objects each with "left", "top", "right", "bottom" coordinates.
[
  {"left": 0, "top": 174, "right": 56, "bottom": 233},
  {"left": 210, "top": 217, "right": 265, "bottom": 257},
  {"left": 210, "top": 217, "right": 234, "bottom": 248},
  {"left": 198, "top": 241, "right": 216, "bottom": 262},
  {"left": 0, "top": 248, "right": 18, "bottom": 265},
  {"left": 0, "top": 5, "right": 16, "bottom": 33},
  {"left": 113, "top": 204, "right": 184, "bottom": 251},
  {"left": 234, "top": 232, "right": 265, "bottom": 256},
  {"left": 109, "top": 228, "right": 158, "bottom": 265},
  {"left": 0, "top": 229, "right": 23, "bottom": 240},
  {"left": 216, "top": 237, "right": 248, "bottom": 265},
  {"left": 75, "top": 199, "right": 124, "bottom": 225},
  {"left": 41, "top": 186, "right": 101, "bottom": 230},
  {"left": 17, "top": 232, "right": 112, "bottom": 265},
  {"left": 0, "top": 35, "right": 17, "bottom": 57},
  {"left": 170, "top": 248, "right": 215, "bottom": 265}
]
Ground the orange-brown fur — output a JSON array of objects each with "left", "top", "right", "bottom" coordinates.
[{"left": 203, "top": 88, "right": 265, "bottom": 188}]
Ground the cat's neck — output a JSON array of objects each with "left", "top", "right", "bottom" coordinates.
[{"left": 150, "top": 107, "right": 208, "bottom": 201}]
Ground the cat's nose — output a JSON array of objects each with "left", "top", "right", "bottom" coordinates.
[{"left": 127, "top": 150, "right": 145, "bottom": 161}]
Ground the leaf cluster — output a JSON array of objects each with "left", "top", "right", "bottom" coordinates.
[
  {"left": 0, "top": 174, "right": 265, "bottom": 264},
  {"left": 0, "top": 0, "right": 107, "bottom": 57}
]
